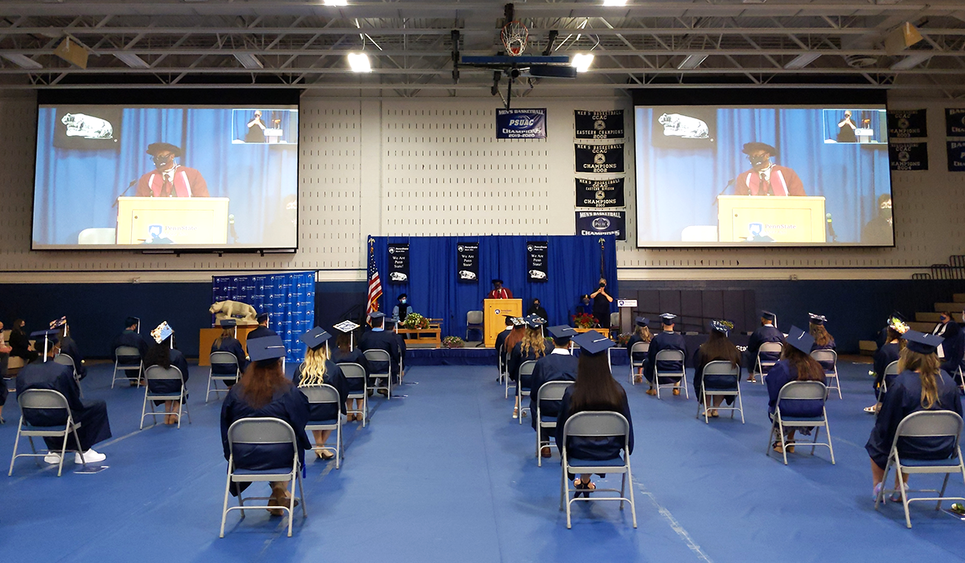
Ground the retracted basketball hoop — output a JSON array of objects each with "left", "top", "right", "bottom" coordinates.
[{"left": 501, "top": 20, "right": 528, "bottom": 56}]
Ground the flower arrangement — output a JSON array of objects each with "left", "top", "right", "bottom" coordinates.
[
  {"left": 572, "top": 312, "right": 597, "bottom": 329},
  {"left": 442, "top": 336, "right": 465, "bottom": 348},
  {"left": 402, "top": 312, "right": 430, "bottom": 330},
  {"left": 616, "top": 332, "right": 632, "bottom": 347}
]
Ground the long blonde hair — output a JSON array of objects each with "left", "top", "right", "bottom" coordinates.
[
  {"left": 213, "top": 327, "right": 234, "bottom": 348},
  {"left": 809, "top": 323, "right": 833, "bottom": 347},
  {"left": 633, "top": 325, "right": 652, "bottom": 343},
  {"left": 520, "top": 326, "right": 547, "bottom": 358},
  {"left": 898, "top": 347, "right": 942, "bottom": 409},
  {"left": 297, "top": 345, "right": 329, "bottom": 387}
]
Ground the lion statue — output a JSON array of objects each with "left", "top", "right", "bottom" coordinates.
[{"left": 209, "top": 300, "right": 259, "bottom": 325}]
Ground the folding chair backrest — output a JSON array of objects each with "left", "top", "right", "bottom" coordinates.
[
  {"left": 537, "top": 380, "right": 573, "bottom": 402},
  {"left": 519, "top": 360, "right": 538, "bottom": 378},
  {"left": 810, "top": 349, "right": 837, "bottom": 365},
  {"left": 144, "top": 365, "right": 184, "bottom": 386},
  {"left": 19, "top": 388, "right": 70, "bottom": 412},
  {"left": 53, "top": 354, "right": 74, "bottom": 368},
  {"left": 702, "top": 360, "right": 739, "bottom": 378},
  {"left": 227, "top": 417, "right": 296, "bottom": 447},
  {"left": 562, "top": 411, "right": 629, "bottom": 440},
  {"left": 884, "top": 361, "right": 900, "bottom": 377},
  {"left": 300, "top": 384, "right": 340, "bottom": 405},
  {"left": 115, "top": 345, "right": 141, "bottom": 361},
  {"left": 467, "top": 310, "right": 484, "bottom": 325},
  {"left": 777, "top": 380, "right": 827, "bottom": 401},
  {"left": 363, "top": 349, "right": 391, "bottom": 368},
  {"left": 894, "top": 410, "right": 963, "bottom": 441},
  {"left": 759, "top": 342, "right": 783, "bottom": 355},
  {"left": 338, "top": 362, "right": 366, "bottom": 381},
  {"left": 629, "top": 342, "right": 650, "bottom": 363},
  {"left": 655, "top": 349, "right": 684, "bottom": 363},
  {"left": 210, "top": 351, "right": 239, "bottom": 369}
]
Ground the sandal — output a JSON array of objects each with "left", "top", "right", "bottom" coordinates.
[
  {"left": 645, "top": 388, "right": 657, "bottom": 396},
  {"left": 772, "top": 441, "right": 794, "bottom": 454},
  {"left": 512, "top": 407, "right": 519, "bottom": 419},
  {"left": 574, "top": 478, "right": 595, "bottom": 498},
  {"left": 710, "top": 409, "right": 719, "bottom": 418},
  {"left": 863, "top": 405, "right": 879, "bottom": 414},
  {"left": 672, "top": 388, "right": 680, "bottom": 396}
]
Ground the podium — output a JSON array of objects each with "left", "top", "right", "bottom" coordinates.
[
  {"left": 717, "top": 195, "right": 826, "bottom": 243},
  {"left": 116, "top": 197, "right": 230, "bottom": 245},
  {"left": 484, "top": 298, "right": 522, "bottom": 348}
]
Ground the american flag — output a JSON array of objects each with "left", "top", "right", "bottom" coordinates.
[{"left": 366, "top": 238, "right": 382, "bottom": 317}]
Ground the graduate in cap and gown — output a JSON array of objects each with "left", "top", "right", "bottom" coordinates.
[
  {"left": 358, "top": 311, "right": 402, "bottom": 394},
  {"left": 865, "top": 317, "right": 908, "bottom": 414},
  {"left": 644, "top": 313, "right": 686, "bottom": 396},
  {"left": 530, "top": 325, "right": 579, "bottom": 457},
  {"left": 693, "top": 320, "right": 742, "bottom": 417},
  {"left": 744, "top": 311, "right": 784, "bottom": 382},
  {"left": 808, "top": 313, "right": 837, "bottom": 371},
  {"left": 626, "top": 317, "right": 653, "bottom": 384},
  {"left": 765, "top": 326, "right": 826, "bottom": 454},
  {"left": 508, "top": 314, "right": 554, "bottom": 419},
  {"left": 247, "top": 312, "right": 277, "bottom": 340},
  {"left": 292, "top": 327, "right": 348, "bottom": 461},
  {"left": 143, "top": 322, "right": 191, "bottom": 425},
  {"left": 331, "top": 322, "right": 368, "bottom": 421},
  {"left": 211, "top": 319, "right": 248, "bottom": 383}
]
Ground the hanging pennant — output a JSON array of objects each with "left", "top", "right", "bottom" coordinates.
[
  {"left": 575, "top": 110, "right": 624, "bottom": 139},
  {"left": 575, "top": 177, "right": 625, "bottom": 208},
  {"left": 527, "top": 241, "right": 548, "bottom": 282}
]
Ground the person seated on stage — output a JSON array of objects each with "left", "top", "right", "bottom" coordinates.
[
  {"left": 331, "top": 328, "right": 368, "bottom": 421},
  {"left": 530, "top": 325, "right": 579, "bottom": 458},
  {"left": 0, "top": 321, "right": 10, "bottom": 423},
  {"left": 693, "top": 320, "right": 742, "bottom": 418},
  {"left": 526, "top": 298, "right": 549, "bottom": 324},
  {"left": 144, "top": 323, "right": 190, "bottom": 425},
  {"left": 865, "top": 330, "right": 963, "bottom": 502},
  {"left": 211, "top": 319, "right": 248, "bottom": 385},
  {"left": 808, "top": 313, "right": 836, "bottom": 371},
  {"left": 931, "top": 310, "right": 965, "bottom": 383},
  {"left": 509, "top": 315, "right": 553, "bottom": 419},
  {"left": 247, "top": 312, "right": 277, "bottom": 340},
  {"left": 626, "top": 317, "right": 653, "bottom": 384},
  {"left": 765, "top": 327, "right": 826, "bottom": 455},
  {"left": 17, "top": 337, "right": 111, "bottom": 465},
  {"left": 392, "top": 294, "right": 414, "bottom": 322},
  {"left": 111, "top": 316, "right": 151, "bottom": 386},
  {"left": 734, "top": 142, "right": 806, "bottom": 196},
  {"left": 57, "top": 325, "right": 88, "bottom": 381},
  {"left": 556, "top": 331, "right": 633, "bottom": 498},
  {"left": 644, "top": 313, "right": 686, "bottom": 397},
  {"left": 135, "top": 142, "right": 209, "bottom": 198},
  {"left": 359, "top": 312, "right": 401, "bottom": 396},
  {"left": 487, "top": 279, "right": 513, "bottom": 300},
  {"left": 221, "top": 335, "right": 311, "bottom": 515},
  {"left": 743, "top": 311, "right": 784, "bottom": 382},
  {"left": 865, "top": 317, "right": 908, "bottom": 415},
  {"left": 9, "top": 319, "right": 39, "bottom": 364},
  {"left": 577, "top": 294, "right": 592, "bottom": 316},
  {"left": 384, "top": 317, "right": 408, "bottom": 384},
  {"left": 589, "top": 278, "right": 614, "bottom": 328},
  {"left": 293, "top": 328, "right": 348, "bottom": 461}
]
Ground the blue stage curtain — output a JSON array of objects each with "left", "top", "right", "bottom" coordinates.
[
  {"left": 212, "top": 271, "right": 315, "bottom": 362},
  {"left": 231, "top": 109, "right": 294, "bottom": 141},
  {"left": 370, "top": 236, "right": 618, "bottom": 340}
]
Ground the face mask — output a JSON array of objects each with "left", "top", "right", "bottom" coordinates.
[
  {"left": 748, "top": 155, "right": 769, "bottom": 168},
  {"left": 400, "top": 299, "right": 407, "bottom": 304}
]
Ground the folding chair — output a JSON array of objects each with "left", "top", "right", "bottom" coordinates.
[
  {"left": 628, "top": 341, "right": 649, "bottom": 386},
  {"left": 653, "top": 349, "right": 688, "bottom": 399},
  {"left": 880, "top": 360, "right": 900, "bottom": 395},
  {"left": 559, "top": 411, "right": 636, "bottom": 529},
  {"left": 220, "top": 417, "right": 307, "bottom": 538},
  {"left": 300, "top": 384, "right": 342, "bottom": 469},
  {"left": 535, "top": 380, "right": 574, "bottom": 466},
  {"left": 466, "top": 310, "right": 484, "bottom": 341},
  {"left": 338, "top": 362, "right": 368, "bottom": 427},
  {"left": 112, "top": 345, "right": 143, "bottom": 389},
  {"left": 810, "top": 349, "right": 841, "bottom": 399},
  {"left": 500, "top": 345, "right": 512, "bottom": 399},
  {"left": 517, "top": 360, "right": 537, "bottom": 425},
  {"left": 874, "top": 410, "right": 965, "bottom": 528},
  {"left": 766, "top": 380, "right": 834, "bottom": 465},
  {"left": 53, "top": 352, "right": 83, "bottom": 398},
  {"left": 141, "top": 365, "right": 191, "bottom": 429},
  {"left": 8, "top": 389, "right": 86, "bottom": 477},
  {"left": 696, "top": 360, "right": 744, "bottom": 424},
  {"left": 363, "top": 349, "right": 392, "bottom": 400},
  {"left": 755, "top": 342, "right": 783, "bottom": 384},
  {"left": 207, "top": 351, "right": 241, "bottom": 403}
]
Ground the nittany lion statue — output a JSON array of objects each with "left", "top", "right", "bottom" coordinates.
[{"left": 209, "top": 300, "right": 258, "bottom": 325}]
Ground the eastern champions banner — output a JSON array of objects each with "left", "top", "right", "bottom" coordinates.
[
  {"left": 575, "top": 143, "right": 624, "bottom": 173},
  {"left": 575, "top": 177, "right": 625, "bottom": 208},
  {"left": 575, "top": 110, "right": 624, "bottom": 139}
]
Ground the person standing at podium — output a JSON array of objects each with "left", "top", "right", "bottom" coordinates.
[
  {"left": 734, "top": 142, "right": 805, "bottom": 197},
  {"left": 135, "top": 142, "right": 210, "bottom": 198},
  {"left": 487, "top": 279, "right": 513, "bottom": 300}
]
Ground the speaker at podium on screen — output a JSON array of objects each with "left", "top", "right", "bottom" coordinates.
[{"left": 115, "top": 196, "right": 230, "bottom": 245}]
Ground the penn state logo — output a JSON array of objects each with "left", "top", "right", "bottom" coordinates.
[
  {"left": 594, "top": 119, "right": 606, "bottom": 130},
  {"left": 592, "top": 217, "right": 611, "bottom": 230},
  {"left": 457, "top": 245, "right": 464, "bottom": 252},
  {"left": 595, "top": 190, "right": 606, "bottom": 200},
  {"left": 388, "top": 247, "right": 396, "bottom": 254},
  {"left": 594, "top": 153, "right": 606, "bottom": 164},
  {"left": 527, "top": 244, "right": 534, "bottom": 251}
]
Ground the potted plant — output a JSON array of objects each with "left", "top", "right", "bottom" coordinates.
[
  {"left": 442, "top": 336, "right": 465, "bottom": 348},
  {"left": 572, "top": 312, "right": 596, "bottom": 329}
]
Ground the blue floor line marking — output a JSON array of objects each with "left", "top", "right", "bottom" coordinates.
[{"left": 633, "top": 476, "right": 714, "bottom": 563}]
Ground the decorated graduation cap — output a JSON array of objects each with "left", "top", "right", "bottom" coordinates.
[
  {"left": 785, "top": 325, "right": 814, "bottom": 354},
  {"left": 887, "top": 316, "right": 910, "bottom": 334},
  {"left": 635, "top": 316, "right": 649, "bottom": 327},
  {"left": 247, "top": 335, "right": 287, "bottom": 362},
  {"left": 742, "top": 141, "right": 778, "bottom": 156},
  {"left": 146, "top": 142, "right": 181, "bottom": 157},
  {"left": 49, "top": 316, "right": 67, "bottom": 330},
  {"left": 219, "top": 318, "right": 237, "bottom": 328},
  {"left": 761, "top": 311, "right": 776, "bottom": 322},
  {"left": 902, "top": 330, "right": 944, "bottom": 355},
  {"left": 256, "top": 312, "right": 270, "bottom": 323},
  {"left": 524, "top": 314, "right": 546, "bottom": 328},
  {"left": 151, "top": 321, "right": 174, "bottom": 344},
  {"left": 710, "top": 319, "right": 734, "bottom": 335},
  {"left": 808, "top": 313, "right": 827, "bottom": 326},
  {"left": 299, "top": 327, "right": 332, "bottom": 351},
  {"left": 510, "top": 317, "right": 526, "bottom": 328},
  {"left": 573, "top": 330, "right": 614, "bottom": 355},
  {"left": 660, "top": 313, "right": 677, "bottom": 325},
  {"left": 333, "top": 320, "right": 360, "bottom": 333},
  {"left": 548, "top": 325, "right": 577, "bottom": 341}
]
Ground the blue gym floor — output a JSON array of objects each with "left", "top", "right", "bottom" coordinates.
[{"left": 2, "top": 359, "right": 963, "bottom": 563}]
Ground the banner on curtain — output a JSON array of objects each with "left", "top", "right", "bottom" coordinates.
[
  {"left": 948, "top": 142, "right": 965, "bottom": 172},
  {"left": 526, "top": 241, "right": 548, "bottom": 282},
  {"left": 576, "top": 210, "right": 626, "bottom": 240},
  {"left": 575, "top": 177, "right": 625, "bottom": 208},
  {"left": 889, "top": 142, "right": 928, "bottom": 171},
  {"left": 575, "top": 143, "right": 624, "bottom": 173},
  {"left": 457, "top": 242, "right": 479, "bottom": 282},
  {"left": 887, "top": 110, "right": 927, "bottom": 138},
  {"left": 388, "top": 243, "right": 409, "bottom": 283},
  {"left": 496, "top": 109, "right": 547, "bottom": 139},
  {"left": 575, "top": 110, "right": 624, "bottom": 139},
  {"left": 946, "top": 109, "right": 965, "bottom": 137}
]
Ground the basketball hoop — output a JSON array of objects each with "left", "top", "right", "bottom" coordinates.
[{"left": 501, "top": 20, "right": 528, "bottom": 56}]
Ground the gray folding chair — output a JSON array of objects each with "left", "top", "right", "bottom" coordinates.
[
  {"left": 517, "top": 360, "right": 537, "bottom": 424},
  {"left": 810, "top": 349, "right": 841, "bottom": 399},
  {"left": 300, "top": 384, "right": 342, "bottom": 469},
  {"left": 112, "top": 345, "right": 143, "bottom": 388},
  {"left": 874, "top": 410, "right": 965, "bottom": 528},
  {"left": 220, "top": 417, "right": 307, "bottom": 538},
  {"left": 880, "top": 360, "right": 900, "bottom": 395},
  {"left": 466, "top": 310, "right": 484, "bottom": 341},
  {"left": 207, "top": 351, "right": 241, "bottom": 403},
  {"left": 363, "top": 349, "right": 392, "bottom": 400},
  {"left": 535, "top": 380, "right": 574, "bottom": 466},
  {"left": 654, "top": 349, "right": 688, "bottom": 399},
  {"left": 141, "top": 365, "right": 191, "bottom": 429},
  {"left": 696, "top": 360, "right": 744, "bottom": 424},
  {"left": 8, "top": 389, "right": 86, "bottom": 477},
  {"left": 559, "top": 411, "right": 636, "bottom": 529},
  {"left": 766, "top": 380, "right": 834, "bottom": 465},
  {"left": 338, "top": 362, "right": 368, "bottom": 427},
  {"left": 628, "top": 341, "right": 649, "bottom": 386},
  {"left": 500, "top": 345, "right": 511, "bottom": 399},
  {"left": 53, "top": 353, "right": 83, "bottom": 398},
  {"left": 755, "top": 342, "right": 783, "bottom": 384}
]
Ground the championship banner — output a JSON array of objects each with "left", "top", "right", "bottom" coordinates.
[
  {"left": 946, "top": 109, "right": 965, "bottom": 137},
  {"left": 496, "top": 108, "right": 547, "bottom": 139},
  {"left": 576, "top": 210, "right": 626, "bottom": 241},
  {"left": 948, "top": 142, "right": 965, "bottom": 172},
  {"left": 575, "top": 143, "right": 624, "bottom": 173},
  {"left": 575, "top": 177, "right": 625, "bottom": 208},
  {"left": 887, "top": 109, "right": 927, "bottom": 138},
  {"left": 575, "top": 110, "right": 624, "bottom": 139},
  {"left": 387, "top": 243, "right": 409, "bottom": 283},
  {"left": 526, "top": 241, "right": 548, "bottom": 282},
  {"left": 889, "top": 142, "right": 928, "bottom": 171},
  {"left": 456, "top": 242, "right": 479, "bottom": 282}
]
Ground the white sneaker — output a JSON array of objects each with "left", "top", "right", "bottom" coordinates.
[
  {"left": 75, "top": 449, "right": 106, "bottom": 464},
  {"left": 44, "top": 452, "right": 62, "bottom": 464}
]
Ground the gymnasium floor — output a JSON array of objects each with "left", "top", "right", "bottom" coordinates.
[{"left": 1, "top": 359, "right": 963, "bottom": 563}]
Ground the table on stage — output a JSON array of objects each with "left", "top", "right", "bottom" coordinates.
[
  {"left": 484, "top": 298, "right": 522, "bottom": 347},
  {"left": 198, "top": 325, "right": 257, "bottom": 366},
  {"left": 397, "top": 318, "right": 442, "bottom": 347}
]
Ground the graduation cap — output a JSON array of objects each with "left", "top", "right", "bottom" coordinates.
[
  {"left": 30, "top": 329, "right": 59, "bottom": 345},
  {"left": 903, "top": 330, "right": 943, "bottom": 355},
  {"left": 548, "top": 325, "right": 577, "bottom": 340},
  {"left": 146, "top": 142, "right": 182, "bottom": 157},
  {"left": 397, "top": 293, "right": 408, "bottom": 300},
  {"left": 369, "top": 311, "right": 385, "bottom": 320},
  {"left": 887, "top": 317, "right": 910, "bottom": 334},
  {"left": 49, "top": 316, "right": 67, "bottom": 330},
  {"left": 808, "top": 313, "right": 827, "bottom": 326},
  {"left": 256, "top": 312, "right": 270, "bottom": 323},
  {"left": 510, "top": 317, "right": 526, "bottom": 328},
  {"left": 299, "top": 327, "right": 332, "bottom": 350},
  {"left": 247, "top": 335, "right": 287, "bottom": 362},
  {"left": 524, "top": 314, "right": 546, "bottom": 328},
  {"left": 660, "top": 313, "right": 677, "bottom": 325},
  {"left": 503, "top": 314, "right": 516, "bottom": 326},
  {"left": 151, "top": 321, "right": 174, "bottom": 344},
  {"left": 491, "top": 279, "right": 504, "bottom": 285},
  {"left": 125, "top": 316, "right": 140, "bottom": 328},
  {"left": 635, "top": 317, "right": 649, "bottom": 327},
  {"left": 710, "top": 320, "right": 734, "bottom": 335},
  {"left": 785, "top": 326, "right": 813, "bottom": 354},
  {"left": 573, "top": 330, "right": 614, "bottom": 355},
  {"left": 333, "top": 320, "right": 360, "bottom": 333},
  {"left": 219, "top": 318, "right": 237, "bottom": 328},
  {"left": 761, "top": 311, "right": 776, "bottom": 322}
]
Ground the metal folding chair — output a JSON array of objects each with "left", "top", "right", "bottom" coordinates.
[
  {"left": 8, "top": 389, "right": 86, "bottom": 477},
  {"left": 207, "top": 351, "right": 241, "bottom": 403},
  {"left": 500, "top": 345, "right": 511, "bottom": 399},
  {"left": 466, "top": 310, "right": 484, "bottom": 341},
  {"left": 517, "top": 360, "right": 537, "bottom": 424},
  {"left": 810, "top": 349, "right": 841, "bottom": 399},
  {"left": 628, "top": 341, "right": 649, "bottom": 386},
  {"left": 300, "top": 384, "right": 342, "bottom": 469},
  {"left": 53, "top": 353, "right": 83, "bottom": 398},
  {"left": 220, "top": 417, "right": 307, "bottom": 538},
  {"left": 363, "top": 349, "right": 392, "bottom": 400},
  {"left": 535, "top": 380, "right": 574, "bottom": 466},
  {"left": 653, "top": 349, "right": 688, "bottom": 399},
  {"left": 112, "top": 345, "right": 143, "bottom": 389},
  {"left": 880, "top": 360, "right": 900, "bottom": 395},
  {"left": 559, "top": 411, "right": 636, "bottom": 529},
  {"left": 338, "top": 362, "right": 368, "bottom": 427},
  {"left": 755, "top": 342, "right": 783, "bottom": 384},
  {"left": 766, "top": 380, "right": 835, "bottom": 465},
  {"left": 141, "top": 365, "right": 191, "bottom": 429},
  {"left": 696, "top": 360, "right": 744, "bottom": 424},
  {"left": 874, "top": 410, "right": 965, "bottom": 528}
]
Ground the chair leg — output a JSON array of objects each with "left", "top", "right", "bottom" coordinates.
[
  {"left": 937, "top": 474, "right": 951, "bottom": 511},
  {"left": 626, "top": 462, "right": 637, "bottom": 528},
  {"left": 779, "top": 420, "right": 788, "bottom": 465},
  {"left": 220, "top": 469, "right": 234, "bottom": 538},
  {"left": 824, "top": 415, "right": 835, "bottom": 464}
]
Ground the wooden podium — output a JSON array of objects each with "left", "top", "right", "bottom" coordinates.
[
  {"left": 484, "top": 298, "right": 522, "bottom": 348},
  {"left": 717, "top": 195, "right": 826, "bottom": 243},
  {"left": 198, "top": 325, "right": 257, "bottom": 366},
  {"left": 116, "top": 196, "right": 230, "bottom": 245}
]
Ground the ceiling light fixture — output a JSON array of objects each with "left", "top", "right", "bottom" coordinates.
[
  {"left": 324, "top": 0, "right": 348, "bottom": 6},
  {"left": 677, "top": 54, "right": 708, "bottom": 70},
  {"left": 602, "top": 0, "right": 628, "bottom": 6},
  {"left": 784, "top": 53, "right": 821, "bottom": 70},
  {"left": 233, "top": 53, "right": 263, "bottom": 69},
  {"left": 571, "top": 53, "right": 594, "bottom": 73},
  {"left": 890, "top": 53, "right": 932, "bottom": 70},
  {"left": 348, "top": 53, "right": 372, "bottom": 72},
  {"left": 0, "top": 53, "right": 42, "bottom": 70},
  {"left": 115, "top": 52, "right": 150, "bottom": 68}
]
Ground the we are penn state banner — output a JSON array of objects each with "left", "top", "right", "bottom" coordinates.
[
  {"left": 456, "top": 242, "right": 479, "bottom": 282},
  {"left": 575, "top": 110, "right": 624, "bottom": 139},
  {"left": 387, "top": 243, "right": 409, "bottom": 284},
  {"left": 496, "top": 109, "right": 547, "bottom": 139},
  {"left": 526, "top": 241, "right": 548, "bottom": 282},
  {"left": 575, "top": 143, "right": 624, "bottom": 173},
  {"left": 575, "top": 177, "right": 625, "bottom": 208}
]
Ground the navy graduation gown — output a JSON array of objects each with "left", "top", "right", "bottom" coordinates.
[
  {"left": 331, "top": 348, "right": 369, "bottom": 392},
  {"left": 59, "top": 336, "right": 88, "bottom": 379},
  {"left": 744, "top": 325, "right": 783, "bottom": 370},
  {"left": 529, "top": 352, "right": 578, "bottom": 434},
  {"left": 508, "top": 340, "right": 554, "bottom": 388},
  {"left": 765, "top": 360, "right": 826, "bottom": 418},
  {"left": 644, "top": 331, "right": 686, "bottom": 384},
  {"left": 939, "top": 323, "right": 965, "bottom": 377},
  {"left": 246, "top": 325, "right": 278, "bottom": 340},
  {"left": 810, "top": 340, "right": 836, "bottom": 371},
  {"left": 626, "top": 334, "right": 650, "bottom": 364},
  {"left": 359, "top": 329, "right": 402, "bottom": 377},
  {"left": 211, "top": 337, "right": 248, "bottom": 375},
  {"left": 146, "top": 349, "right": 190, "bottom": 403},
  {"left": 555, "top": 386, "right": 634, "bottom": 461},
  {"left": 692, "top": 343, "right": 741, "bottom": 403},
  {"left": 872, "top": 342, "right": 901, "bottom": 398},
  {"left": 111, "top": 329, "right": 150, "bottom": 361},
  {"left": 292, "top": 360, "right": 349, "bottom": 419}
]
